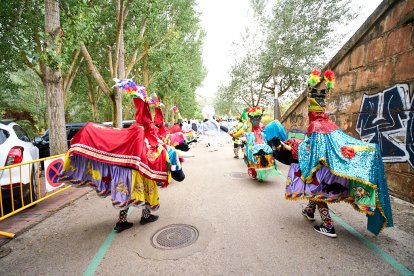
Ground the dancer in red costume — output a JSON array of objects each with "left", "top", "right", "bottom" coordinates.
[
  {"left": 60, "top": 81, "right": 173, "bottom": 232},
  {"left": 149, "top": 94, "right": 185, "bottom": 183}
]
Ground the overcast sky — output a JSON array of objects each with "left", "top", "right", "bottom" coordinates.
[{"left": 195, "top": 0, "right": 383, "bottom": 100}]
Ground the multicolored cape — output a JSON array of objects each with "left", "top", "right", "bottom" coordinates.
[
  {"left": 244, "top": 120, "right": 287, "bottom": 181},
  {"left": 59, "top": 90, "right": 170, "bottom": 210},
  {"left": 285, "top": 113, "right": 393, "bottom": 235}
]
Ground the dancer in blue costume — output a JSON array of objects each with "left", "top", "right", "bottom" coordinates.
[
  {"left": 243, "top": 107, "right": 286, "bottom": 182},
  {"left": 284, "top": 70, "right": 393, "bottom": 237}
]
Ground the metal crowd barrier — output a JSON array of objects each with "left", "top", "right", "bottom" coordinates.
[{"left": 0, "top": 154, "right": 71, "bottom": 239}]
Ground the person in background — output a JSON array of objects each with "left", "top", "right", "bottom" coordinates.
[
  {"left": 203, "top": 116, "right": 220, "bottom": 152},
  {"left": 229, "top": 115, "right": 247, "bottom": 159}
]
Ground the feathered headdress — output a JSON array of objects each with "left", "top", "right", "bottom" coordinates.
[
  {"left": 113, "top": 78, "right": 148, "bottom": 101},
  {"left": 148, "top": 93, "right": 164, "bottom": 108},
  {"left": 112, "top": 79, "right": 153, "bottom": 125},
  {"left": 170, "top": 105, "right": 182, "bottom": 123},
  {"left": 324, "top": 70, "right": 336, "bottom": 90},
  {"left": 171, "top": 106, "right": 180, "bottom": 113},
  {"left": 307, "top": 69, "right": 321, "bottom": 87}
]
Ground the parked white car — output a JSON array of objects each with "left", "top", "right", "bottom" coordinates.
[{"left": 0, "top": 120, "right": 39, "bottom": 213}]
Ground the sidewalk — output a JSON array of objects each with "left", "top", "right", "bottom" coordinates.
[{"left": 0, "top": 185, "right": 89, "bottom": 246}]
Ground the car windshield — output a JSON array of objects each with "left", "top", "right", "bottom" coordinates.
[{"left": 0, "top": 129, "right": 10, "bottom": 145}]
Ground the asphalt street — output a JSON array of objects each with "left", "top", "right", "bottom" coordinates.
[{"left": 0, "top": 140, "right": 413, "bottom": 276}]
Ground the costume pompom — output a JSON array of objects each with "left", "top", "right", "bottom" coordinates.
[
  {"left": 246, "top": 106, "right": 263, "bottom": 117},
  {"left": 324, "top": 70, "right": 336, "bottom": 89},
  {"left": 307, "top": 69, "right": 321, "bottom": 87}
]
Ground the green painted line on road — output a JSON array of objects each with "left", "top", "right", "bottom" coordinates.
[
  {"left": 278, "top": 174, "right": 413, "bottom": 275},
  {"left": 331, "top": 213, "right": 413, "bottom": 276},
  {"left": 83, "top": 208, "right": 134, "bottom": 276}
]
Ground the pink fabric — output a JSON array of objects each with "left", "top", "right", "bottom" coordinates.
[
  {"left": 69, "top": 122, "right": 168, "bottom": 182},
  {"left": 252, "top": 125, "right": 264, "bottom": 144},
  {"left": 169, "top": 132, "right": 185, "bottom": 146},
  {"left": 307, "top": 112, "right": 338, "bottom": 136}
]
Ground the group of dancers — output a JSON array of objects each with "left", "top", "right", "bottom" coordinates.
[
  {"left": 58, "top": 70, "right": 393, "bottom": 238},
  {"left": 230, "top": 69, "right": 393, "bottom": 237}
]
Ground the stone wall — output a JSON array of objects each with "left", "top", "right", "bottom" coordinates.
[{"left": 280, "top": 0, "right": 414, "bottom": 202}]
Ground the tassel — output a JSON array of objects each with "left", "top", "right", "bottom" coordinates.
[
  {"left": 307, "top": 69, "right": 321, "bottom": 87},
  {"left": 324, "top": 70, "right": 336, "bottom": 89},
  {"left": 259, "top": 154, "right": 269, "bottom": 167}
]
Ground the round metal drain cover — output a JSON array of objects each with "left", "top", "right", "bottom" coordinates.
[
  {"left": 151, "top": 224, "right": 199, "bottom": 250},
  {"left": 228, "top": 172, "right": 249, "bottom": 179}
]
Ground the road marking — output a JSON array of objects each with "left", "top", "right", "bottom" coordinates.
[
  {"left": 83, "top": 208, "right": 133, "bottom": 276},
  {"left": 85, "top": 173, "right": 413, "bottom": 275},
  {"left": 278, "top": 174, "right": 413, "bottom": 275},
  {"left": 331, "top": 213, "right": 413, "bottom": 276}
]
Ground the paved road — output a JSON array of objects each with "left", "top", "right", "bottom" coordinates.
[{"left": 0, "top": 142, "right": 413, "bottom": 275}]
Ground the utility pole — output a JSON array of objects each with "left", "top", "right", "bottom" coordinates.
[{"left": 273, "top": 74, "right": 279, "bottom": 120}]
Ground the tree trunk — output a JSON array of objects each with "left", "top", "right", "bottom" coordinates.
[
  {"left": 87, "top": 75, "right": 99, "bottom": 121},
  {"left": 113, "top": 0, "right": 125, "bottom": 128},
  {"left": 80, "top": 42, "right": 112, "bottom": 94},
  {"left": 143, "top": 42, "right": 150, "bottom": 88},
  {"left": 272, "top": 74, "right": 280, "bottom": 120},
  {"left": 114, "top": 88, "right": 122, "bottom": 127},
  {"left": 42, "top": 0, "right": 67, "bottom": 155},
  {"left": 92, "top": 102, "right": 99, "bottom": 122},
  {"left": 110, "top": 93, "right": 117, "bottom": 127}
]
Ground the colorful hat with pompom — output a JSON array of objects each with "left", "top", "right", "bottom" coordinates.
[
  {"left": 246, "top": 106, "right": 263, "bottom": 118},
  {"left": 307, "top": 69, "right": 321, "bottom": 87}
]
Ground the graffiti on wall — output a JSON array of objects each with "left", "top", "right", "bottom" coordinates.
[
  {"left": 356, "top": 84, "right": 414, "bottom": 167},
  {"left": 289, "top": 112, "right": 304, "bottom": 125}
]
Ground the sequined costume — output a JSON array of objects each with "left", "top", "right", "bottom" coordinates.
[
  {"left": 59, "top": 90, "right": 167, "bottom": 210},
  {"left": 284, "top": 70, "right": 393, "bottom": 235},
  {"left": 243, "top": 107, "right": 284, "bottom": 181},
  {"left": 59, "top": 82, "right": 179, "bottom": 232}
]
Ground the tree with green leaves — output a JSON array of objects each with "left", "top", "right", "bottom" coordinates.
[
  {"left": 221, "top": 0, "right": 356, "bottom": 118},
  {"left": 1, "top": 0, "right": 85, "bottom": 154},
  {"left": 133, "top": 0, "right": 205, "bottom": 122},
  {"left": 7, "top": 69, "right": 47, "bottom": 132},
  {"left": 1, "top": 0, "right": 205, "bottom": 137},
  {"left": 257, "top": 0, "right": 356, "bottom": 118}
]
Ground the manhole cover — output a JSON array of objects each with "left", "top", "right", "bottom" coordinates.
[
  {"left": 228, "top": 172, "right": 249, "bottom": 179},
  {"left": 151, "top": 224, "right": 199, "bottom": 250},
  {"left": 0, "top": 247, "right": 11, "bottom": 259}
]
